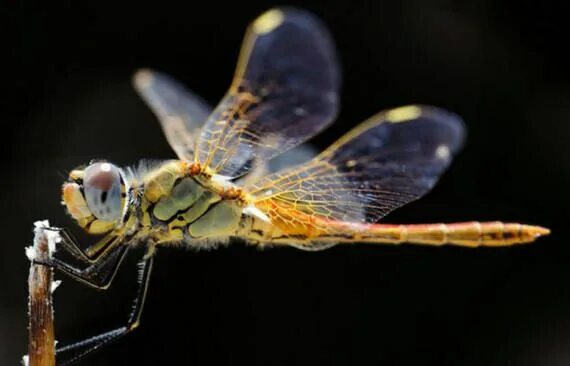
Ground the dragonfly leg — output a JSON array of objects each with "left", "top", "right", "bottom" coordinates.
[
  {"left": 56, "top": 250, "right": 154, "bottom": 366},
  {"left": 44, "top": 226, "right": 117, "bottom": 263},
  {"left": 35, "top": 245, "right": 128, "bottom": 290}
]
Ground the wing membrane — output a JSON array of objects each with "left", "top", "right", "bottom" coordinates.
[
  {"left": 195, "top": 8, "right": 340, "bottom": 178},
  {"left": 249, "top": 105, "right": 466, "bottom": 227},
  {"left": 133, "top": 69, "right": 212, "bottom": 161},
  {"left": 238, "top": 144, "right": 317, "bottom": 186}
]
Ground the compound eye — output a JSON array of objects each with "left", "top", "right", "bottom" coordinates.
[{"left": 83, "top": 162, "right": 123, "bottom": 221}]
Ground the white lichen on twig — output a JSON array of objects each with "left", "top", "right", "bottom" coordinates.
[
  {"left": 51, "top": 280, "right": 62, "bottom": 294},
  {"left": 25, "top": 221, "right": 60, "bottom": 261}
]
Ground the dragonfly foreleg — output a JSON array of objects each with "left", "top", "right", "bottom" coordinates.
[
  {"left": 35, "top": 245, "right": 129, "bottom": 290},
  {"left": 44, "top": 226, "right": 118, "bottom": 263},
  {"left": 55, "top": 251, "right": 154, "bottom": 366}
]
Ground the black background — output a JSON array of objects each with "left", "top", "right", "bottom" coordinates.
[{"left": 3, "top": 1, "right": 570, "bottom": 365}]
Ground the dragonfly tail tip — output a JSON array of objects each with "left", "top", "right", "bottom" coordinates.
[{"left": 523, "top": 224, "right": 551, "bottom": 241}]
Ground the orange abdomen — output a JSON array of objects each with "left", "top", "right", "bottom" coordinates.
[{"left": 346, "top": 221, "right": 550, "bottom": 247}]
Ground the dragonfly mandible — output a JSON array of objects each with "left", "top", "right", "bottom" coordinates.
[{"left": 41, "top": 7, "right": 550, "bottom": 365}]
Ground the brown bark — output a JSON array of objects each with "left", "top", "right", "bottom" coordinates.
[{"left": 26, "top": 224, "right": 56, "bottom": 366}]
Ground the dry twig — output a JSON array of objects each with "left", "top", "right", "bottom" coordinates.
[{"left": 24, "top": 221, "right": 60, "bottom": 366}]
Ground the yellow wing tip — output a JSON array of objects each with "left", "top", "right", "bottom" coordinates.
[
  {"left": 133, "top": 68, "right": 154, "bottom": 90},
  {"left": 385, "top": 105, "right": 423, "bottom": 123},
  {"left": 253, "top": 9, "right": 285, "bottom": 35}
]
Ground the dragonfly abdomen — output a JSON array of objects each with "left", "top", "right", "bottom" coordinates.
[
  {"left": 245, "top": 216, "right": 550, "bottom": 249},
  {"left": 340, "top": 221, "right": 550, "bottom": 247}
]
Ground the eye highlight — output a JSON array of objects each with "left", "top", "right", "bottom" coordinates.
[{"left": 83, "top": 162, "right": 124, "bottom": 221}]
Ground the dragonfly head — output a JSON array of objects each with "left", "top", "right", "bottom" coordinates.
[{"left": 62, "top": 161, "right": 129, "bottom": 234}]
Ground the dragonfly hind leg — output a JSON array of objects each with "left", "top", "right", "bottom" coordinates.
[{"left": 55, "top": 249, "right": 154, "bottom": 366}]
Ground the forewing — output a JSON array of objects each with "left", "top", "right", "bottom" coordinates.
[
  {"left": 195, "top": 8, "right": 340, "bottom": 178},
  {"left": 238, "top": 144, "right": 318, "bottom": 186},
  {"left": 133, "top": 69, "right": 212, "bottom": 161},
  {"left": 249, "top": 105, "right": 466, "bottom": 226}
]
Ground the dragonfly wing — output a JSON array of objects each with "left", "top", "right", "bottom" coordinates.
[
  {"left": 133, "top": 69, "right": 212, "bottom": 161},
  {"left": 248, "top": 105, "right": 466, "bottom": 229},
  {"left": 238, "top": 144, "right": 318, "bottom": 186},
  {"left": 195, "top": 8, "right": 340, "bottom": 178},
  {"left": 268, "top": 144, "right": 318, "bottom": 174}
]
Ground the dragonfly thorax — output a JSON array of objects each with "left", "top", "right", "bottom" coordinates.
[{"left": 139, "top": 161, "right": 244, "bottom": 244}]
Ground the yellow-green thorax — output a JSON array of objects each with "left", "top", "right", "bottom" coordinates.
[{"left": 138, "top": 161, "right": 244, "bottom": 246}]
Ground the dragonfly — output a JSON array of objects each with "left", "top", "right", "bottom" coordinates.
[{"left": 42, "top": 7, "right": 550, "bottom": 365}]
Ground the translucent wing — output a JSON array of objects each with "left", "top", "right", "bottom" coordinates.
[
  {"left": 249, "top": 105, "right": 466, "bottom": 227},
  {"left": 133, "top": 69, "right": 212, "bottom": 161},
  {"left": 267, "top": 144, "right": 317, "bottom": 174},
  {"left": 195, "top": 8, "right": 340, "bottom": 178},
  {"left": 238, "top": 144, "right": 318, "bottom": 186}
]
